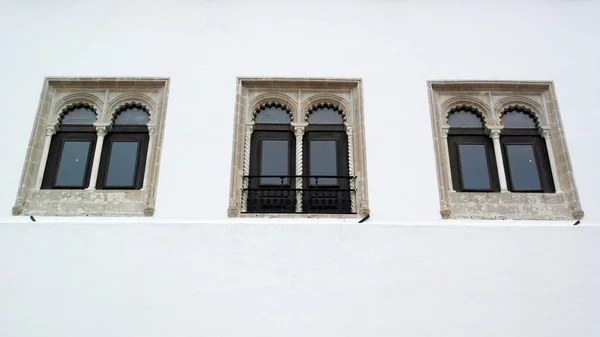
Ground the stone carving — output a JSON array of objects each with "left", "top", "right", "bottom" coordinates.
[
  {"left": 252, "top": 100, "right": 294, "bottom": 122},
  {"left": 241, "top": 125, "right": 253, "bottom": 212},
  {"left": 304, "top": 101, "right": 347, "bottom": 122},
  {"left": 294, "top": 126, "right": 305, "bottom": 213}
]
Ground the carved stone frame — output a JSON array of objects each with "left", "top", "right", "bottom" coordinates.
[
  {"left": 428, "top": 80, "right": 583, "bottom": 220},
  {"left": 12, "top": 77, "right": 170, "bottom": 217},
  {"left": 228, "top": 77, "right": 369, "bottom": 218}
]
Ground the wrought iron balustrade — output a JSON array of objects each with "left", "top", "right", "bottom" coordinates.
[{"left": 243, "top": 175, "right": 356, "bottom": 214}]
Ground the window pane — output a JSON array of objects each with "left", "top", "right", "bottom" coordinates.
[
  {"left": 448, "top": 110, "right": 484, "bottom": 128},
  {"left": 458, "top": 144, "right": 491, "bottom": 190},
  {"left": 308, "top": 108, "right": 343, "bottom": 124},
  {"left": 255, "top": 107, "right": 290, "bottom": 124},
  {"left": 105, "top": 141, "right": 139, "bottom": 187},
  {"left": 506, "top": 144, "right": 541, "bottom": 191},
  {"left": 310, "top": 140, "right": 337, "bottom": 185},
  {"left": 55, "top": 141, "right": 91, "bottom": 187},
  {"left": 502, "top": 111, "right": 537, "bottom": 129},
  {"left": 62, "top": 108, "right": 96, "bottom": 125},
  {"left": 260, "top": 140, "right": 289, "bottom": 184},
  {"left": 115, "top": 108, "right": 149, "bottom": 125}
]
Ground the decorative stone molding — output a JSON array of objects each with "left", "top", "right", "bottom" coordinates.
[
  {"left": 304, "top": 100, "right": 348, "bottom": 122},
  {"left": 228, "top": 77, "right": 369, "bottom": 219},
  {"left": 428, "top": 80, "right": 583, "bottom": 220},
  {"left": 440, "top": 96, "right": 492, "bottom": 127},
  {"left": 13, "top": 77, "right": 170, "bottom": 217},
  {"left": 250, "top": 94, "right": 296, "bottom": 122}
]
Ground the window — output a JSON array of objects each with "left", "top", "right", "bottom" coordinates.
[
  {"left": 228, "top": 78, "right": 369, "bottom": 218},
  {"left": 42, "top": 104, "right": 97, "bottom": 189},
  {"left": 428, "top": 81, "right": 583, "bottom": 220},
  {"left": 500, "top": 107, "right": 554, "bottom": 193},
  {"left": 97, "top": 104, "right": 150, "bottom": 190},
  {"left": 13, "top": 78, "right": 170, "bottom": 217},
  {"left": 446, "top": 106, "right": 500, "bottom": 192}
]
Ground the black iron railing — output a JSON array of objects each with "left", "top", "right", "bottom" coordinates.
[{"left": 243, "top": 175, "right": 356, "bottom": 214}]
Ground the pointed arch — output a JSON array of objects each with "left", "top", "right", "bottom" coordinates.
[
  {"left": 302, "top": 94, "right": 350, "bottom": 123},
  {"left": 439, "top": 96, "right": 490, "bottom": 127},
  {"left": 249, "top": 93, "right": 296, "bottom": 123},
  {"left": 107, "top": 93, "right": 156, "bottom": 124},
  {"left": 494, "top": 96, "right": 545, "bottom": 127},
  {"left": 53, "top": 93, "right": 102, "bottom": 125}
]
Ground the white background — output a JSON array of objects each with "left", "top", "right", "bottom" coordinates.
[{"left": 0, "top": 1, "right": 599, "bottom": 336}]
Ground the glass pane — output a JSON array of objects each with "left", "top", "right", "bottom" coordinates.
[
  {"left": 502, "top": 111, "right": 537, "bottom": 129},
  {"left": 61, "top": 108, "right": 96, "bottom": 125},
  {"left": 458, "top": 144, "right": 491, "bottom": 190},
  {"left": 448, "top": 110, "right": 484, "bottom": 128},
  {"left": 506, "top": 144, "right": 541, "bottom": 191},
  {"left": 55, "top": 141, "right": 91, "bottom": 187},
  {"left": 310, "top": 140, "right": 337, "bottom": 185},
  {"left": 115, "top": 108, "right": 150, "bottom": 125},
  {"left": 255, "top": 107, "right": 290, "bottom": 124},
  {"left": 308, "top": 108, "right": 343, "bottom": 124},
  {"left": 260, "top": 140, "right": 289, "bottom": 185},
  {"left": 105, "top": 142, "right": 139, "bottom": 187}
]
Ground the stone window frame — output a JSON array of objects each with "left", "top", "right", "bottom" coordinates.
[
  {"left": 227, "top": 77, "right": 370, "bottom": 218},
  {"left": 12, "top": 77, "right": 170, "bottom": 217},
  {"left": 428, "top": 80, "right": 584, "bottom": 220}
]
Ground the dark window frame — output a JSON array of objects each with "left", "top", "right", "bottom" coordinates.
[
  {"left": 96, "top": 125, "right": 149, "bottom": 190},
  {"left": 246, "top": 123, "right": 296, "bottom": 213},
  {"left": 500, "top": 129, "right": 555, "bottom": 193},
  {"left": 448, "top": 128, "right": 500, "bottom": 193},
  {"left": 303, "top": 124, "right": 351, "bottom": 214},
  {"left": 41, "top": 125, "right": 97, "bottom": 189}
]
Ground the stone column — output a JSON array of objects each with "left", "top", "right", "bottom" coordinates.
[
  {"left": 293, "top": 124, "right": 306, "bottom": 213},
  {"left": 141, "top": 125, "right": 156, "bottom": 190},
  {"left": 540, "top": 128, "right": 562, "bottom": 193},
  {"left": 34, "top": 125, "right": 59, "bottom": 189},
  {"left": 441, "top": 127, "right": 453, "bottom": 191},
  {"left": 487, "top": 127, "right": 508, "bottom": 192},
  {"left": 241, "top": 124, "right": 254, "bottom": 213},
  {"left": 87, "top": 125, "right": 109, "bottom": 190},
  {"left": 345, "top": 124, "right": 356, "bottom": 213}
]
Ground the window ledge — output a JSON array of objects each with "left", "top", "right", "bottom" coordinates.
[
  {"left": 236, "top": 213, "right": 361, "bottom": 219},
  {"left": 445, "top": 191, "right": 579, "bottom": 220}
]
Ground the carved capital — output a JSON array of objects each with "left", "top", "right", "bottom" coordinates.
[
  {"left": 95, "top": 127, "right": 108, "bottom": 137},
  {"left": 441, "top": 127, "right": 450, "bottom": 139},
  {"left": 345, "top": 124, "right": 354, "bottom": 135},
  {"left": 147, "top": 125, "right": 157, "bottom": 135},
  {"left": 539, "top": 127, "right": 551, "bottom": 139},
  {"left": 294, "top": 126, "right": 305, "bottom": 138},
  {"left": 45, "top": 125, "right": 58, "bottom": 137},
  {"left": 245, "top": 124, "right": 254, "bottom": 135},
  {"left": 486, "top": 126, "right": 503, "bottom": 140}
]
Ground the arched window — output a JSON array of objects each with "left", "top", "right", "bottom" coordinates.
[
  {"left": 96, "top": 104, "right": 150, "bottom": 190},
  {"left": 247, "top": 104, "right": 295, "bottom": 213},
  {"left": 42, "top": 104, "right": 98, "bottom": 189},
  {"left": 500, "top": 108, "right": 554, "bottom": 193},
  {"left": 304, "top": 106, "right": 350, "bottom": 213},
  {"left": 447, "top": 106, "right": 500, "bottom": 192}
]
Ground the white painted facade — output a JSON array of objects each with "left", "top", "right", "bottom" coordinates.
[{"left": 1, "top": 1, "right": 599, "bottom": 336}]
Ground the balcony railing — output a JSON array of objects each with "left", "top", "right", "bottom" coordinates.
[{"left": 243, "top": 175, "right": 356, "bottom": 214}]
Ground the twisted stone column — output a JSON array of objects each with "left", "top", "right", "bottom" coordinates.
[
  {"left": 488, "top": 128, "right": 508, "bottom": 192},
  {"left": 346, "top": 125, "right": 356, "bottom": 213},
  {"left": 294, "top": 125, "right": 305, "bottom": 213},
  {"left": 441, "top": 128, "right": 453, "bottom": 191},
  {"left": 241, "top": 125, "right": 253, "bottom": 212},
  {"left": 540, "top": 128, "right": 562, "bottom": 193},
  {"left": 34, "top": 125, "right": 58, "bottom": 189},
  {"left": 87, "top": 125, "right": 109, "bottom": 190},
  {"left": 141, "top": 125, "right": 156, "bottom": 191}
]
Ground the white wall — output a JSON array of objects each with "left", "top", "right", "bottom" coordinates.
[{"left": 1, "top": 1, "right": 599, "bottom": 336}]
